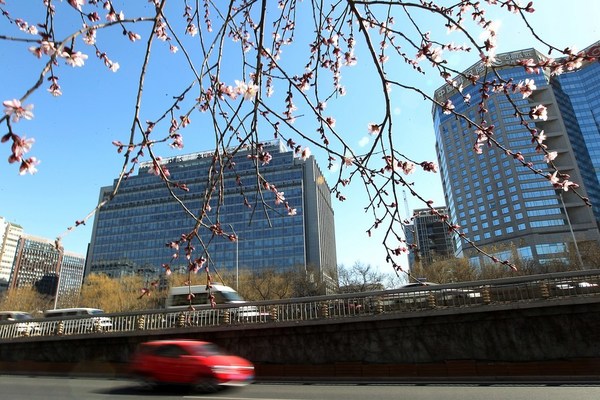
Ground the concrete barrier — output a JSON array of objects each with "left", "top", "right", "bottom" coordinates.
[{"left": 1, "top": 298, "right": 599, "bottom": 381}]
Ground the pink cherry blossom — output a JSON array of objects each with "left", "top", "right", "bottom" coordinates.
[
  {"left": 62, "top": 50, "right": 89, "bottom": 67},
  {"left": 556, "top": 179, "right": 578, "bottom": 191},
  {"left": 547, "top": 171, "right": 559, "bottom": 185},
  {"left": 401, "top": 161, "right": 415, "bottom": 175},
  {"left": 68, "top": 0, "right": 84, "bottom": 11},
  {"left": 301, "top": 147, "right": 311, "bottom": 160},
  {"left": 442, "top": 99, "right": 455, "bottom": 114},
  {"left": 18, "top": 157, "right": 40, "bottom": 175},
  {"left": 235, "top": 80, "right": 259, "bottom": 100},
  {"left": 148, "top": 157, "right": 170, "bottom": 177},
  {"left": 275, "top": 191, "right": 285, "bottom": 205},
  {"left": 9, "top": 134, "right": 35, "bottom": 161},
  {"left": 3, "top": 99, "right": 34, "bottom": 122},
  {"left": 517, "top": 58, "right": 540, "bottom": 74},
  {"left": 529, "top": 104, "right": 548, "bottom": 121},
  {"left": 544, "top": 151, "right": 557, "bottom": 163},
  {"left": 420, "top": 161, "right": 438, "bottom": 172},
  {"left": 127, "top": 31, "right": 142, "bottom": 42},
  {"left": 367, "top": 123, "right": 380, "bottom": 135},
  {"left": 517, "top": 78, "right": 536, "bottom": 98}
]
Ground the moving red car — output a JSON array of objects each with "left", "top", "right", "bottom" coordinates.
[{"left": 128, "top": 339, "right": 254, "bottom": 392}]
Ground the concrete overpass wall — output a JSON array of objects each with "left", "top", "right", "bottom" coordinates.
[{"left": 1, "top": 298, "right": 599, "bottom": 379}]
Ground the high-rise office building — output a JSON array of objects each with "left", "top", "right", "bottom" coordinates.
[
  {"left": 410, "top": 207, "right": 454, "bottom": 267},
  {"left": 9, "top": 234, "right": 85, "bottom": 298},
  {"left": 86, "top": 140, "right": 337, "bottom": 289},
  {"left": 432, "top": 41, "right": 600, "bottom": 267},
  {"left": 0, "top": 217, "right": 23, "bottom": 287},
  {"left": 55, "top": 251, "right": 87, "bottom": 308}
]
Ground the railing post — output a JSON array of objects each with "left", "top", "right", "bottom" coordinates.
[
  {"left": 540, "top": 281, "right": 550, "bottom": 298},
  {"left": 136, "top": 315, "right": 145, "bottom": 330},
  {"left": 482, "top": 286, "right": 491, "bottom": 304},
  {"left": 427, "top": 292, "right": 436, "bottom": 308},
  {"left": 176, "top": 312, "right": 186, "bottom": 328},
  {"left": 376, "top": 299, "right": 384, "bottom": 314},
  {"left": 270, "top": 307, "right": 278, "bottom": 322},
  {"left": 223, "top": 311, "right": 230, "bottom": 324},
  {"left": 320, "top": 303, "right": 329, "bottom": 318},
  {"left": 54, "top": 321, "right": 64, "bottom": 336}
]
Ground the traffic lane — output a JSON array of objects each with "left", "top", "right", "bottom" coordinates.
[
  {"left": 223, "top": 382, "right": 600, "bottom": 400},
  {"left": 2, "top": 375, "right": 600, "bottom": 400}
]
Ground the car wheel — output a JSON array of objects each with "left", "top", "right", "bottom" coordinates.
[
  {"left": 136, "top": 374, "right": 157, "bottom": 391},
  {"left": 193, "top": 377, "right": 219, "bottom": 393}
]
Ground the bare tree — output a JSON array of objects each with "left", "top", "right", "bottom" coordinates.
[
  {"left": 338, "top": 262, "right": 386, "bottom": 293},
  {"left": 217, "top": 269, "right": 295, "bottom": 300},
  {"left": 1, "top": 1, "right": 595, "bottom": 287},
  {"left": 411, "top": 256, "right": 477, "bottom": 283}
]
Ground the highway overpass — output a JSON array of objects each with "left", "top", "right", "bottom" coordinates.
[{"left": 1, "top": 270, "right": 599, "bottom": 380}]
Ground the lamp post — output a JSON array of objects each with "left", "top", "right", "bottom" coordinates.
[
  {"left": 229, "top": 224, "right": 239, "bottom": 291},
  {"left": 53, "top": 268, "right": 62, "bottom": 310},
  {"left": 559, "top": 192, "right": 584, "bottom": 269}
]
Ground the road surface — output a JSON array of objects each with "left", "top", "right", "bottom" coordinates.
[{"left": 1, "top": 375, "right": 599, "bottom": 399}]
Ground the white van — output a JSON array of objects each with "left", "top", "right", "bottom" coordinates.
[
  {"left": 0, "top": 311, "right": 41, "bottom": 336},
  {"left": 166, "top": 284, "right": 260, "bottom": 321},
  {"left": 43, "top": 307, "right": 113, "bottom": 332},
  {"left": 166, "top": 284, "right": 246, "bottom": 309}
]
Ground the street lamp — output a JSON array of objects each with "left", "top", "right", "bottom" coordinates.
[
  {"left": 229, "top": 224, "right": 239, "bottom": 291},
  {"left": 559, "top": 192, "right": 584, "bottom": 268},
  {"left": 53, "top": 268, "right": 63, "bottom": 310}
]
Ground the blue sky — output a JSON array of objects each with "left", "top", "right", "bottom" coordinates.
[{"left": 1, "top": 1, "right": 599, "bottom": 276}]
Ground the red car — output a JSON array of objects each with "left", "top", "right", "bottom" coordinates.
[{"left": 128, "top": 339, "right": 254, "bottom": 392}]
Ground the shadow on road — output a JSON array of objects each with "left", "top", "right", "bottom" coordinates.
[{"left": 96, "top": 383, "right": 241, "bottom": 396}]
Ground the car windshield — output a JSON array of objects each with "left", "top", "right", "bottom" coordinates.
[
  {"left": 189, "top": 343, "right": 227, "bottom": 357},
  {"left": 220, "top": 291, "right": 245, "bottom": 302},
  {"left": 14, "top": 314, "right": 32, "bottom": 321},
  {"left": 89, "top": 310, "right": 104, "bottom": 315}
]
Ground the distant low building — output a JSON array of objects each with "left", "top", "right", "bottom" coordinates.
[
  {"left": 9, "top": 234, "right": 85, "bottom": 302},
  {"left": 0, "top": 217, "right": 23, "bottom": 288}
]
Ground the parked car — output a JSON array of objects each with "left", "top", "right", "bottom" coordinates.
[
  {"left": 128, "top": 339, "right": 254, "bottom": 392},
  {"left": 0, "top": 311, "right": 41, "bottom": 336}
]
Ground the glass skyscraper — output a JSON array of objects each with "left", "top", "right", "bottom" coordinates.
[
  {"left": 432, "top": 42, "right": 600, "bottom": 267},
  {"left": 86, "top": 140, "right": 337, "bottom": 287}
]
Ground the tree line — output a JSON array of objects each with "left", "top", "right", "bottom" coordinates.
[{"left": 2, "top": 246, "right": 597, "bottom": 315}]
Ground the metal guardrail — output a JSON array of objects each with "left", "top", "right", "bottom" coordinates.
[{"left": 1, "top": 269, "right": 599, "bottom": 340}]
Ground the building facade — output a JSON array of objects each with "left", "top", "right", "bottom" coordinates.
[
  {"left": 55, "top": 251, "right": 87, "bottom": 308},
  {"left": 9, "top": 234, "right": 85, "bottom": 300},
  {"left": 86, "top": 140, "right": 337, "bottom": 290},
  {"left": 411, "top": 207, "right": 454, "bottom": 268},
  {"left": 432, "top": 42, "right": 600, "bottom": 267},
  {"left": 0, "top": 217, "right": 23, "bottom": 288}
]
